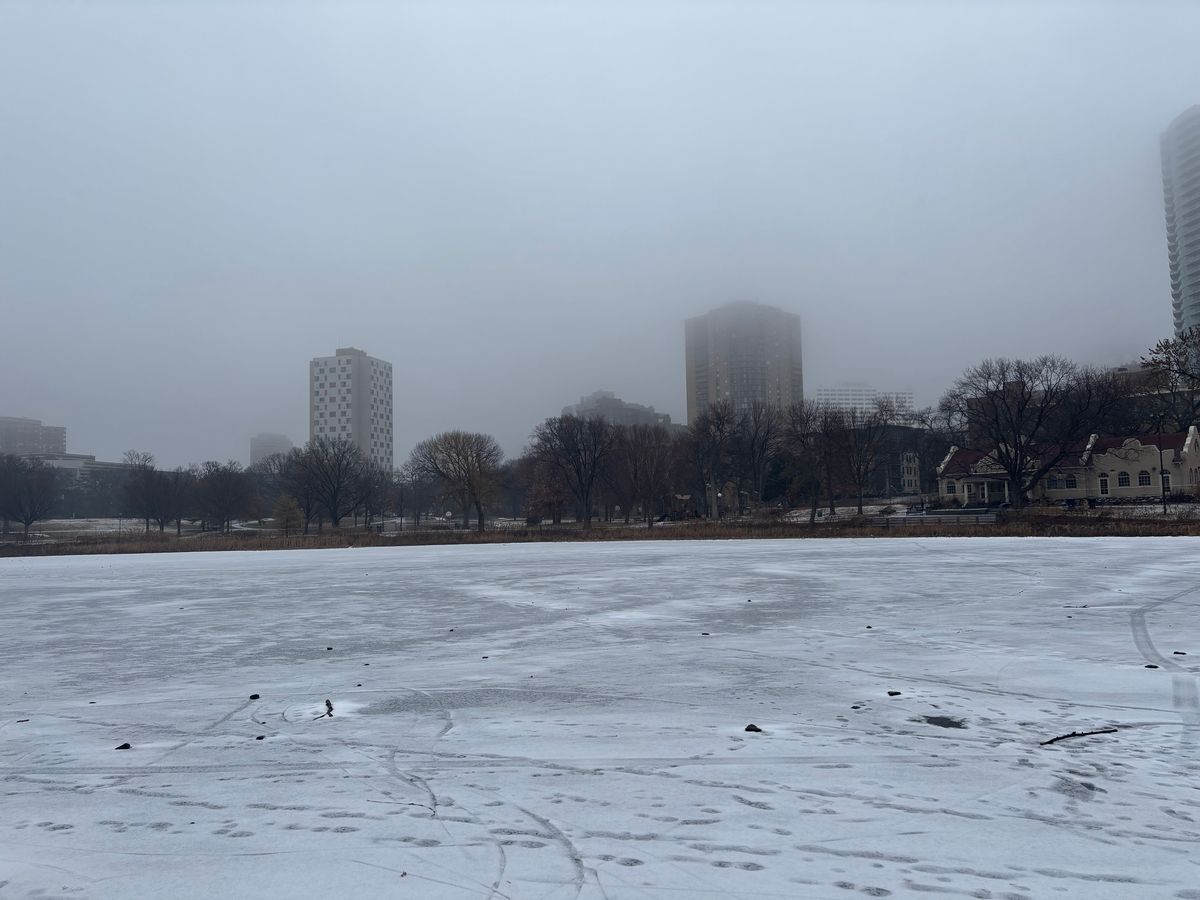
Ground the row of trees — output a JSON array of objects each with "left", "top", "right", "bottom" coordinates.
[
  {"left": 10, "top": 335, "right": 1200, "bottom": 538},
  {"left": 399, "top": 398, "right": 918, "bottom": 530}
]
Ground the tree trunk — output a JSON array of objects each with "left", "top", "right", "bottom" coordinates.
[{"left": 474, "top": 499, "right": 485, "bottom": 532}]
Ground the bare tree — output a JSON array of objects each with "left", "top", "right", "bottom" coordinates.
[
  {"left": 277, "top": 448, "right": 320, "bottom": 533},
  {"left": 686, "top": 401, "right": 740, "bottom": 518},
  {"left": 395, "top": 461, "right": 438, "bottom": 528},
  {"left": 272, "top": 494, "right": 304, "bottom": 536},
  {"left": 0, "top": 456, "right": 60, "bottom": 539},
  {"left": 529, "top": 415, "right": 616, "bottom": 528},
  {"left": 521, "top": 453, "right": 572, "bottom": 524},
  {"left": 1140, "top": 328, "right": 1200, "bottom": 431},
  {"left": 625, "top": 423, "right": 676, "bottom": 526},
  {"left": 122, "top": 450, "right": 157, "bottom": 532},
  {"left": 194, "top": 461, "right": 254, "bottom": 533},
  {"left": 939, "top": 356, "right": 1119, "bottom": 506},
  {"left": 782, "top": 400, "right": 825, "bottom": 523},
  {"left": 735, "top": 401, "right": 784, "bottom": 510},
  {"left": 151, "top": 467, "right": 194, "bottom": 534},
  {"left": 355, "top": 464, "right": 393, "bottom": 530},
  {"left": 293, "top": 437, "right": 369, "bottom": 528},
  {"left": 408, "top": 431, "right": 503, "bottom": 531},
  {"left": 842, "top": 398, "right": 895, "bottom": 515},
  {"left": 0, "top": 455, "right": 16, "bottom": 536}
]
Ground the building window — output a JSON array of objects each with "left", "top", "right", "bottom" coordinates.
[
  {"left": 946, "top": 481, "right": 956, "bottom": 495},
  {"left": 1163, "top": 471, "right": 1171, "bottom": 492},
  {"left": 1065, "top": 475, "right": 1077, "bottom": 489},
  {"left": 1118, "top": 471, "right": 1130, "bottom": 488},
  {"left": 1047, "top": 475, "right": 1060, "bottom": 489},
  {"left": 1099, "top": 475, "right": 1109, "bottom": 495},
  {"left": 1139, "top": 470, "right": 1152, "bottom": 487}
]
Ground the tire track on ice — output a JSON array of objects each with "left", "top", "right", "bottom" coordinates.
[{"left": 1128, "top": 582, "right": 1200, "bottom": 749}]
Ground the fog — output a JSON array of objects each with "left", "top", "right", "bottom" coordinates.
[{"left": 2, "top": 0, "right": 1198, "bottom": 468}]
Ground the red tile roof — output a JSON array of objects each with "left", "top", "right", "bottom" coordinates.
[{"left": 940, "top": 449, "right": 990, "bottom": 476}]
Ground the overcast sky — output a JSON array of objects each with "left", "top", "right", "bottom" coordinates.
[{"left": 2, "top": 0, "right": 1198, "bottom": 468}]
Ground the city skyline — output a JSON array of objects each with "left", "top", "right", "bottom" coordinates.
[{"left": 3, "top": 3, "right": 1197, "bottom": 468}]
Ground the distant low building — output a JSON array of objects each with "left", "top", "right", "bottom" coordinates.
[
  {"left": 250, "top": 432, "right": 293, "bottom": 465},
  {"left": 0, "top": 416, "right": 67, "bottom": 456},
  {"left": 563, "top": 391, "right": 673, "bottom": 428},
  {"left": 815, "top": 383, "right": 915, "bottom": 419},
  {"left": 21, "top": 452, "right": 128, "bottom": 479}
]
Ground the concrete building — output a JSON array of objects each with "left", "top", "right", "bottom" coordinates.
[
  {"left": 684, "top": 301, "right": 803, "bottom": 423},
  {"left": 249, "top": 432, "right": 293, "bottom": 466},
  {"left": 309, "top": 347, "right": 393, "bottom": 470},
  {"left": 815, "top": 382, "right": 915, "bottom": 418},
  {"left": 22, "top": 452, "right": 128, "bottom": 480},
  {"left": 563, "top": 391, "right": 672, "bottom": 428},
  {"left": 1163, "top": 106, "right": 1200, "bottom": 336},
  {"left": 0, "top": 416, "right": 67, "bottom": 456}
]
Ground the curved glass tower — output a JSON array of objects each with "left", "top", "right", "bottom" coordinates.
[{"left": 1163, "top": 106, "right": 1200, "bottom": 336}]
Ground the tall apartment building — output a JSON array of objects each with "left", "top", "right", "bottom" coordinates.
[
  {"left": 309, "top": 347, "right": 393, "bottom": 469},
  {"left": 1163, "top": 106, "right": 1200, "bottom": 336},
  {"left": 684, "top": 301, "right": 803, "bottom": 423},
  {"left": 0, "top": 416, "right": 67, "bottom": 455},
  {"left": 249, "top": 432, "right": 293, "bottom": 466},
  {"left": 815, "top": 382, "right": 915, "bottom": 417}
]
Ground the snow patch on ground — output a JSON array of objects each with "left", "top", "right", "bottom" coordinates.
[{"left": 2, "top": 538, "right": 1199, "bottom": 898}]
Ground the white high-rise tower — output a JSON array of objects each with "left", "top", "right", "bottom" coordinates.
[
  {"left": 309, "top": 347, "right": 393, "bottom": 469},
  {"left": 1163, "top": 106, "right": 1200, "bottom": 336}
]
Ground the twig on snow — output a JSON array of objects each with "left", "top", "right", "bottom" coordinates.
[{"left": 1040, "top": 727, "right": 1118, "bottom": 746}]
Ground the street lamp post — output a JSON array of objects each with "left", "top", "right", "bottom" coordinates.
[{"left": 1158, "top": 427, "right": 1169, "bottom": 515}]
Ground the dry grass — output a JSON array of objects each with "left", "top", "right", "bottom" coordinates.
[{"left": 5, "top": 512, "right": 1200, "bottom": 558}]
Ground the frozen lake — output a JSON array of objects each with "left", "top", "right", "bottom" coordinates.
[{"left": 2, "top": 538, "right": 1199, "bottom": 899}]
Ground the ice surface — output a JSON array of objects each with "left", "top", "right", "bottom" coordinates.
[{"left": 2, "top": 538, "right": 1199, "bottom": 899}]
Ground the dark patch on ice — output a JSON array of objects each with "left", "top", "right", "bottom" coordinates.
[
  {"left": 887, "top": 691, "right": 902, "bottom": 697},
  {"left": 745, "top": 723, "right": 763, "bottom": 732},
  {"left": 920, "top": 715, "right": 966, "bottom": 729},
  {"left": 114, "top": 742, "right": 131, "bottom": 750},
  {"left": 1053, "top": 776, "right": 1106, "bottom": 800}
]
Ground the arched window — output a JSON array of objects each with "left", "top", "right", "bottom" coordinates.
[
  {"left": 1065, "top": 474, "right": 1077, "bottom": 489},
  {"left": 1139, "top": 470, "right": 1152, "bottom": 487},
  {"left": 1118, "top": 471, "right": 1130, "bottom": 488},
  {"left": 1099, "top": 475, "right": 1109, "bottom": 495}
]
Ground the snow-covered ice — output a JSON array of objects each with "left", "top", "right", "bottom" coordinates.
[{"left": 2, "top": 538, "right": 1198, "bottom": 899}]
